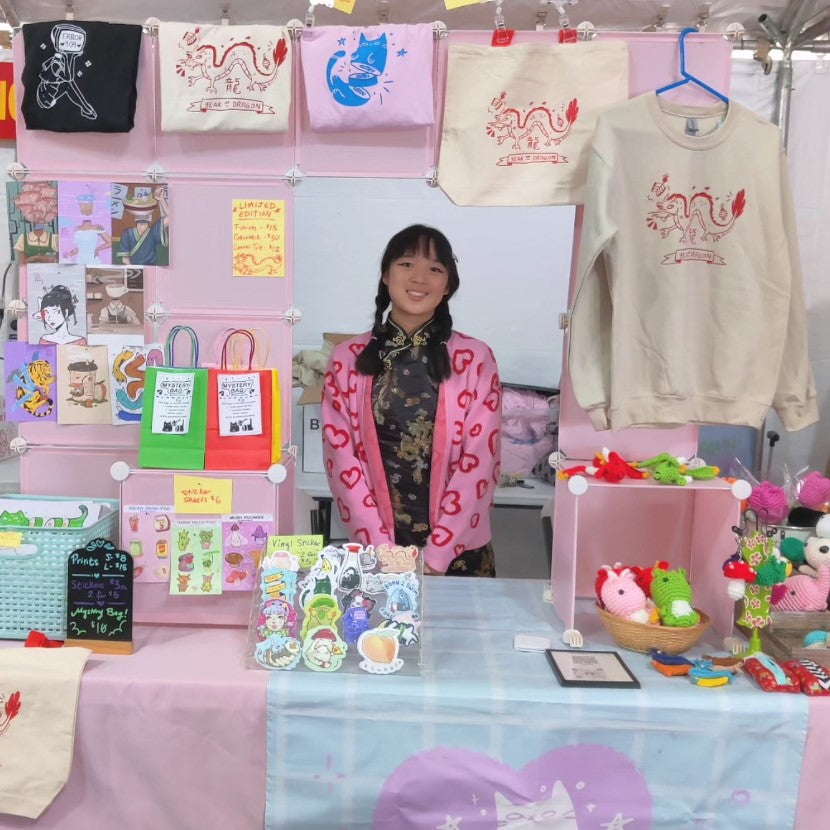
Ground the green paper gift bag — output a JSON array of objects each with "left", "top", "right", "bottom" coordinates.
[{"left": 139, "top": 326, "right": 207, "bottom": 470}]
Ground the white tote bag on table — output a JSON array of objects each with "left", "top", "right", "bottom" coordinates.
[
  {"left": 438, "top": 42, "right": 629, "bottom": 206},
  {"left": 0, "top": 647, "right": 91, "bottom": 819}
]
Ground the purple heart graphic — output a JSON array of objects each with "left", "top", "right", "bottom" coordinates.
[{"left": 373, "top": 744, "right": 651, "bottom": 829}]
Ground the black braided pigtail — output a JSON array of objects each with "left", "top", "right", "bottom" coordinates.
[
  {"left": 355, "top": 282, "right": 391, "bottom": 376},
  {"left": 427, "top": 299, "right": 453, "bottom": 383}
]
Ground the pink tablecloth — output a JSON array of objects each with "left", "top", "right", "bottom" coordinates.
[{"left": 0, "top": 625, "right": 267, "bottom": 830}]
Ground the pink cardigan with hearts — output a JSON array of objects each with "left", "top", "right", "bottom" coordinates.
[{"left": 322, "top": 330, "right": 501, "bottom": 573}]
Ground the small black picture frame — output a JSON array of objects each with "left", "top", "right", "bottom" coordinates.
[{"left": 546, "top": 649, "right": 641, "bottom": 689}]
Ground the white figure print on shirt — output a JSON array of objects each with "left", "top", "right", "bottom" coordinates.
[
  {"left": 495, "top": 781, "right": 579, "bottom": 829},
  {"left": 645, "top": 173, "right": 746, "bottom": 265},
  {"left": 36, "top": 23, "right": 98, "bottom": 120}
]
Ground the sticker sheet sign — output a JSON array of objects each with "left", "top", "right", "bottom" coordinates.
[
  {"left": 174, "top": 475, "right": 233, "bottom": 514},
  {"left": 232, "top": 199, "right": 285, "bottom": 277},
  {"left": 218, "top": 372, "right": 263, "bottom": 437},
  {"left": 151, "top": 370, "right": 194, "bottom": 434}
]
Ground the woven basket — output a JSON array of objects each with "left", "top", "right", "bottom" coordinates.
[{"left": 597, "top": 604, "right": 710, "bottom": 655}]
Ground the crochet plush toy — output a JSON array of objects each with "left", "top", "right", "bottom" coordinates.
[
  {"left": 649, "top": 566, "right": 700, "bottom": 627},
  {"left": 595, "top": 565, "right": 651, "bottom": 624},
  {"left": 632, "top": 453, "right": 720, "bottom": 486},
  {"left": 559, "top": 448, "right": 647, "bottom": 484}
]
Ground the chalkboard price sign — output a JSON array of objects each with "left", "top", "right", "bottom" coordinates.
[{"left": 65, "top": 538, "right": 134, "bottom": 655}]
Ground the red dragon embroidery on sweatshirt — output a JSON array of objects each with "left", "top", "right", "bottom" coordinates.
[
  {"left": 646, "top": 174, "right": 746, "bottom": 265},
  {"left": 486, "top": 92, "right": 578, "bottom": 167}
]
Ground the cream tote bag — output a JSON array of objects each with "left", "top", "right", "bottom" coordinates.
[
  {"left": 159, "top": 23, "right": 292, "bottom": 133},
  {"left": 0, "top": 647, "right": 91, "bottom": 818},
  {"left": 438, "top": 42, "right": 629, "bottom": 206}
]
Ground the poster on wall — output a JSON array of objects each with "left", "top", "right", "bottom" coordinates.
[
  {"left": 58, "top": 181, "right": 113, "bottom": 266},
  {"left": 56, "top": 343, "right": 111, "bottom": 425},
  {"left": 86, "top": 266, "right": 144, "bottom": 342},
  {"left": 158, "top": 23, "right": 292, "bottom": 133},
  {"left": 108, "top": 342, "right": 163, "bottom": 425},
  {"left": 7, "top": 180, "right": 59, "bottom": 264},
  {"left": 4, "top": 341, "right": 58, "bottom": 422},
  {"left": 111, "top": 183, "right": 170, "bottom": 267},
  {"left": 231, "top": 199, "right": 285, "bottom": 277},
  {"left": 27, "top": 263, "right": 87, "bottom": 346}
]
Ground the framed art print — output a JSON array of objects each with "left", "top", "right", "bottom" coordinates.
[{"left": 546, "top": 649, "right": 641, "bottom": 689}]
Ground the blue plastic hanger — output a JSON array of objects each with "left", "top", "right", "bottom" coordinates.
[{"left": 655, "top": 27, "right": 729, "bottom": 104}]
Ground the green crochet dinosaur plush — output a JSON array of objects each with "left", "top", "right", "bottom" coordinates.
[
  {"left": 650, "top": 566, "right": 701, "bottom": 627},
  {"left": 632, "top": 453, "right": 720, "bottom": 486}
]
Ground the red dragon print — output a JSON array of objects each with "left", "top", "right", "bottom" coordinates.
[
  {"left": 646, "top": 174, "right": 746, "bottom": 246},
  {"left": 176, "top": 28, "right": 289, "bottom": 95},
  {"left": 486, "top": 92, "right": 579, "bottom": 152},
  {"left": 0, "top": 691, "right": 21, "bottom": 736}
]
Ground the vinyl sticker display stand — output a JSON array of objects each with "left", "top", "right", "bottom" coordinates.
[{"left": 8, "top": 23, "right": 741, "bottom": 632}]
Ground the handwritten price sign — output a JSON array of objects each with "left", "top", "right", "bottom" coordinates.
[
  {"left": 267, "top": 535, "right": 324, "bottom": 569},
  {"left": 174, "top": 475, "right": 233, "bottom": 515},
  {"left": 232, "top": 198, "right": 285, "bottom": 277}
]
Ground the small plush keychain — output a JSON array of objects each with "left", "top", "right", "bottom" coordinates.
[{"left": 632, "top": 453, "right": 720, "bottom": 486}]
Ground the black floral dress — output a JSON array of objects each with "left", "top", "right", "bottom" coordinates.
[{"left": 371, "top": 319, "right": 495, "bottom": 577}]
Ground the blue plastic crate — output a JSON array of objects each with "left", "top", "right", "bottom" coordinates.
[{"left": 0, "top": 495, "right": 119, "bottom": 640}]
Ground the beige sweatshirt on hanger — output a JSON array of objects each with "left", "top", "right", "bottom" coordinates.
[{"left": 569, "top": 92, "right": 818, "bottom": 432}]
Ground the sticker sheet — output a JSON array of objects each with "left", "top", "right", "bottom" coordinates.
[
  {"left": 121, "top": 504, "right": 174, "bottom": 583},
  {"left": 221, "top": 514, "right": 273, "bottom": 591},
  {"left": 170, "top": 520, "right": 223, "bottom": 596},
  {"left": 247, "top": 541, "right": 422, "bottom": 675}
]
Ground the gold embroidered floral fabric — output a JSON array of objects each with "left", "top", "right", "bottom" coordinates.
[
  {"left": 372, "top": 318, "right": 436, "bottom": 550},
  {"left": 371, "top": 318, "right": 495, "bottom": 577}
]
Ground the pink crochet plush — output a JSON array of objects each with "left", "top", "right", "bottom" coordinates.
[
  {"left": 772, "top": 565, "right": 830, "bottom": 613},
  {"left": 799, "top": 471, "right": 830, "bottom": 512},
  {"left": 598, "top": 566, "right": 650, "bottom": 624}
]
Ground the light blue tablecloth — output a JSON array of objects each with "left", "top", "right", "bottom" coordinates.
[{"left": 267, "top": 578, "right": 807, "bottom": 830}]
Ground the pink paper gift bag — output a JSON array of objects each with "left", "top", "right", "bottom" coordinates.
[{"left": 301, "top": 24, "right": 435, "bottom": 131}]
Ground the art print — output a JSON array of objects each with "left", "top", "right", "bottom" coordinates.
[
  {"left": 170, "top": 520, "right": 223, "bottom": 596},
  {"left": 122, "top": 505, "right": 174, "bottom": 583},
  {"left": 4, "top": 342, "right": 58, "bottom": 423},
  {"left": 86, "top": 266, "right": 144, "bottom": 341},
  {"left": 112, "top": 183, "right": 170, "bottom": 267},
  {"left": 108, "top": 342, "right": 163, "bottom": 425},
  {"left": 7, "top": 180, "right": 59, "bottom": 264},
  {"left": 58, "top": 181, "right": 112, "bottom": 265},
  {"left": 56, "top": 343, "right": 110, "bottom": 425},
  {"left": 27, "top": 263, "right": 86, "bottom": 346}
]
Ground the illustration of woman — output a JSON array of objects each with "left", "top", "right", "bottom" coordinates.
[
  {"left": 257, "top": 597, "right": 297, "bottom": 639},
  {"left": 36, "top": 285, "right": 86, "bottom": 345}
]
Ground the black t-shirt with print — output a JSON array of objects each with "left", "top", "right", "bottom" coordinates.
[{"left": 21, "top": 21, "right": 142, "bottom": 133}]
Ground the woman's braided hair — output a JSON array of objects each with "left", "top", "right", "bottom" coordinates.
[{"left": 355, "top": 224, "right": 459, "bottom": 383}]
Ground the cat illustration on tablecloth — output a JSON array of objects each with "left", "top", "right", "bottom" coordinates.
[{"left": 495, "top": 781, "right": 578, "bottom": 828}]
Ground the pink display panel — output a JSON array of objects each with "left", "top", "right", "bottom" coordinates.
[{"left": 121, "top": 468, "right": 280, "bottom": 625}]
